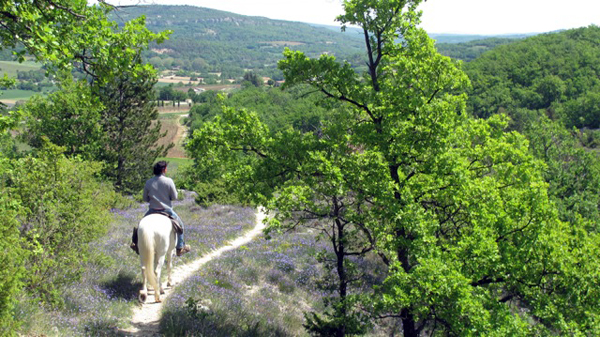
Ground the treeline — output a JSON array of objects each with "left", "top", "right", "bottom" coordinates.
[{"left": 435, "top": 37, "right": 522, "bottom": 61}]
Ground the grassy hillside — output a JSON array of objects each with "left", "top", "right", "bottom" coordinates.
[{"left": 111, "top": 5, "right": 365, "bottom": 79}]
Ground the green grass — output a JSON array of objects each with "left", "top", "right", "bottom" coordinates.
[
  {"left": 156, "top": 157, "right": 193, "bottom": 179},
  {"left": 0, "top": 60, "right": 42, "bottom": 77},
  {"left": 0, "top": 89, "right": 40, "bottom": 101}
]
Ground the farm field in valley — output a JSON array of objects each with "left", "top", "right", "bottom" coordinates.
[
  {"left": 157, "top": 110, "right": 189, "bottom": 159},
  {"left": 0, "top": 60, "right": 41, "bottom": 77}
]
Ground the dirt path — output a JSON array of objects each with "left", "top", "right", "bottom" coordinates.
[
  {"left": 120, "top": 208, "right": 267, "bottom": 336},
  {"left": 164, "top": 113, "right": 189, "bottom": 158}
]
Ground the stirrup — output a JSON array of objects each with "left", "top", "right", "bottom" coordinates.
[
  {"left": 130, "top": 243, "right": 139, "bottom": 255},
  {"left": 176, "top": 245, "right": 191, "bottom": 256}
]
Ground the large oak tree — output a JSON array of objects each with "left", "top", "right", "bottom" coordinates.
[{"left": 188, "top": 1, "right": 599, "bottom": 335}]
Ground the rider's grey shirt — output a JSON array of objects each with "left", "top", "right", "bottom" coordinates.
[{"left": 143, "top": 174, "right": 178, "bottom": 210}]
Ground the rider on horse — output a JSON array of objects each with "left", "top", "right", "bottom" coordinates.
[{"left": 131, "top": 161, "right": 191, "bottom": 256}]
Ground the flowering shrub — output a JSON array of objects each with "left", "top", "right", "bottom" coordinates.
[{"left": 160, "top": 229, "right": 333, "bottom": 336}]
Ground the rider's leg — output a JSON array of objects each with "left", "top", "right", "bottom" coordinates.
[{"left": 164, "top": 209, "right": 185, "bottom": 248}]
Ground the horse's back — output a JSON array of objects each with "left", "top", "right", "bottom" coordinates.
[
  {"left": 138, "top": 213, "right": 172, "bottom": 236},
  {"left": 138, "top": 214, "right": 175, "bottom": 253}
]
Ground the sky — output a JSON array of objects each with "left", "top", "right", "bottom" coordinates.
[{"left": 103, "top": 0, "right": 600, "bottom": 35}]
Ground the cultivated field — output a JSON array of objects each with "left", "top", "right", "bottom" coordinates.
[
  {"left": 261, "top": 40, "right": 305, "bottom": 46},
  {"left": 157, "top": 112, "right": 189, "bottom": 158},
  {"left": 0, "top": 60, "right": 41, "bottom": 77},
  {"left": 158, "top": 75, "right": 202, "bottom": 84}
]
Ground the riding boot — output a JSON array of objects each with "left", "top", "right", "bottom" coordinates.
[
  {"left": 130, "top": 227, "right": 139, "bottom": 255},
  {"left": 176, "top": 232, "right": 190, "bottom": 256}
]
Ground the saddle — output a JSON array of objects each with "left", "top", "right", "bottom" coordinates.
[{"left": 149, "top": 211, "right": 184, "bottom": 234}]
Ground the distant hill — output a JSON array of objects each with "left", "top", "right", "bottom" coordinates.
[
  {"left": 429, "top": 33, "right": 537, "bottom": 44},
  {"left": 464, "top": 26, "right": 600, "bottom": 129},
  {"left": 435, "top": 37, "right": 523, "bottom": 62},
  {"left": 310, "top": 24, "right": 540, "bottom": 62},
  {"left": 110, "top": 5, "right": 365, "bottom": 79}
]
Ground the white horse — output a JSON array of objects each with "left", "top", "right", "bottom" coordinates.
[{"left": 137, "top": 213, "right": 176, "bottom": 303}]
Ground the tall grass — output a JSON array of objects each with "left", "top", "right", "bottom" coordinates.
[
  {"left": 15, "top": 191, "right": 255, "bottom": 336},
  {"left": 160, "top": 227, "right": 391, "bottom": 337}
]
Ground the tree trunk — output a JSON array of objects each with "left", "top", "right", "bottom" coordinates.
[
  {"left": 401, "top": 309, "right": 418, "bottom": 337},
  {"left": 335, "top": 217, "right": 347, "bottom": 337}
]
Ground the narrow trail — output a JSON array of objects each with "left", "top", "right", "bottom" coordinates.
[{"left": 120, "top": 208, "right": 267, "bottom": 336}]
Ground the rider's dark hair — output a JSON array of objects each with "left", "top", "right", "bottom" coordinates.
[{"left": 153, "top": 161, "right": 168, "bottom": 175}]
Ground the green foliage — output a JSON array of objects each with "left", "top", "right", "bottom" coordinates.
[
  {"left": 516, "top": 112, "right": 600, "bottom": 229},
  {"left": 436, "top": 37, "right": 523, "bottom": 62},
  {"left": 242, "top": 71, "right": 263, "bottom": 87},
  {"left": 465, "top": 25, "right": 600, "bottom": 128},
  {"left": 20, "top": 75, "right": 104, "bottom": 160},
  {"left": 6, "top": 142, "right": 114, "bottom": 307},
  {"left": 0, "top": 160, "right": 26, "bottom": 335},
  {"left": 187, "top": 1, "right": 600, "bottom": 335},
  {"left": 185, "top": 86, "right": 336, "bottom": 205},
  {"left": 187, "top": 86, "right": 333, "bottom": 133},
  {"left": 465, "top": 26, "right": 600, "bottom": 229},
  {"left": 95, "top": 65, "right": 171, "bottom": 193}
]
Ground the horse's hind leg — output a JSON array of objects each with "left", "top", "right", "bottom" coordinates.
[
  {"left": 155, "top": 255, "right": 166, "bottom": 301},
  {"left": 139, "top": 266, "right": 148, "bottom": 303},
  {"left": 166, "top": 251, "right": 173, "bottom": 287}
]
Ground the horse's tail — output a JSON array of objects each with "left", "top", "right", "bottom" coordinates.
[{"left": 139, "top": 227, "right": 159, "bottom": 298}]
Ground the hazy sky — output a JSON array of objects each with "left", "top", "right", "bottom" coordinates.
[{"left": 104, "top": 0, "right": 600, "bottom": 35}]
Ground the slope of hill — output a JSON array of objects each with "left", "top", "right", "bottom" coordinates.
[
  {"left": 110, "top": 5, "right": 365, "bottom": 79},
  {"left": 435, "top": 37, "right": 523, "bottom": 61},
  {"left": 433, "top": 32, "right": 545, "bottom": 62},
  {"left": 463, "top": 25, "right": 600, "bottom": 227},
  {"left": 465, "top": 25, "right": 600, "bottom": 127}
]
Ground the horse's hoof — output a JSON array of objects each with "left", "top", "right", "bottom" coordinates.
[
  {"left": 160, "top": 289, "right": 165, "bottom": 295},
  {"left": 139, "top": 293, "right": 147, "bottom": 303},
  {"left": 167, "top": 282, "right": 172, "bottom": 287},
  {"left": 155, "top": 298, "right": 162, "bottom": 303}
]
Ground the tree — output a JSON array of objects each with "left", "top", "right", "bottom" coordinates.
[
  {"left": 21, "top": 75, "right": 104, "bottom": 160},
  {"left": 0, "top": 159, "right": 26, "bottom": 335},
  {"left": 187, "top": 0, "right": 600, "bottom": 335},
  {"left": 173, "top": 89, "right": 188, "bottom": 107},
  {"left": 192, "top": 57, "right": 208, "bottom": 72},
  {"left": 95, "top": 64, "right": 171, "bottom": 193},
  {"left": 158, "top": 84, "right": 175, "bottom": 101},
  {"left": 0, "top": 1, "right": 169, "bottom": 83},
  {"left": 242, "top": 71, "right": 263, "bottom": 87}
]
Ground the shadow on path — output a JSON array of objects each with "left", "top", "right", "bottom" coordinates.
[{"left": 102, "top": 271, "right": 143, "bottom": 301}]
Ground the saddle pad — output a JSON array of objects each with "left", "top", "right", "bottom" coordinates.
[{"left": 147, "top": 211, "right": 183, "bottom": 234}]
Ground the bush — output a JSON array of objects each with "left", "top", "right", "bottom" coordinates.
[
  {"left": 0, "top": 161, "right": 26, "bottom": 335},
  {"left": 7, "top": 142, "right": 114, "bottom": 307}
]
